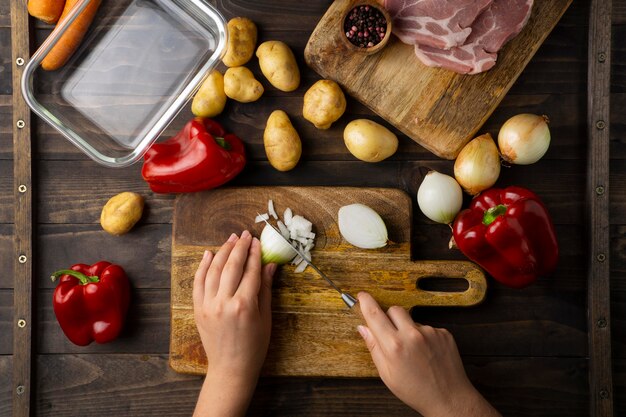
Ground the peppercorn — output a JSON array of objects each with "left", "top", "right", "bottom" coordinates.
[{"left": 344, "top": 5, "right": 387, "bottom": 48}]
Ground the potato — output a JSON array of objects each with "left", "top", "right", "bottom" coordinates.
[
  {"left": 191, "top": 70, "right": 227, "bottom": 118},
  {"left": 343, "top": 119, "right": 398, "bottom": 162},
  {"left": 256, "top": 41, "right": 300, "bottom": 92},
  {"left": 100, "top": 192, "right": 144, "bottom": 236},
  {"left": 224, "top": 67, "right": 264, "bottom": 103},
  {"left": 303, "top": 80, "right": 347, "bottom": 130},
  {"left": 264, "top": 110, "right": 302, "bottom": 171},
  {"left": 222, "top": 17, "right": 257, "bottom": 67}
]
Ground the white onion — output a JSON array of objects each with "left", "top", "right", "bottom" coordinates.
[
  {"left": 268, "top": 199, "right": 278, "bottom": 219},
  {"left": 498, "top": 114, "right": 551, "bottom": 165},
  {"left": 338, "top": 204, "right": 388, "bottom": 249},
  {"left": 417, "top": 171, "right": 463, "bottom": 224},
  {"left": 454, "top": 133, "right": 501, "bottom": 195},
  {"left": 260, "top": 225, "right": 297, "bottom": 265}
]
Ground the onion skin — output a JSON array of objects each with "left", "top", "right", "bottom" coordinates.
[
  {"left": 498, "top": 114, "right": 551, "bottom": 165},
  {"left": 454, "top": 133, "right": 501, "bottom": 196},
  {"left": 417, "top": 171, "right": 463, "bottom": 224}
]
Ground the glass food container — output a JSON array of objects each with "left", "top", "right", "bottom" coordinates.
[{"left": 21, "top": 0, "right": 227, "bottom": 168}]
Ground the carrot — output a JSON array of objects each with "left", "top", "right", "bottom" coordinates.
[
  {"left": 41, "top": 0, "right": 102, "bottom": 71},
  {"left": 28, "top": 0, "right": 66, "bottom": 24}
]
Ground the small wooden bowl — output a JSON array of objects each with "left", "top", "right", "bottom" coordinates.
[{"left": 340, "top": 0, "right": 392, "bottom": 55}]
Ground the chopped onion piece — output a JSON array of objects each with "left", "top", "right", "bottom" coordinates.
[
  {"left": 284, "top": 208, "right": 293, "bottom": 226},
  {"left": 255, "top": 213, "right": 270, "bottom": 223},
  {"left": 277, "top": 221, "right": 290, "bottom": 239},
  {"left": 294, "top": 261, "right": 307, "bottom": 273},
  {"left": 268, "top": 199, "right": 278, "bottom": 219}
]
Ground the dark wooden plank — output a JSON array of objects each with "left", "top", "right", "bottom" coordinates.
[
  {"left": 615, "top": 357, "right": 626, "bottom": 417},
  {"left": 34, "top": 354, "right": 587, "bottom": 417},
  {"left": 0, "top": 28, "right": 11, "bottom": 95},
  {"left": 0, "top": 159, "right": 12, "bottom": 225},
  {"left": 36, "top": 159, "right": 588, "bottom": 225},
  {"left": 0, "top": 224, "right": 14, "bottom": 289},
  {"left": 0, "top": 291, "right": 13, "bottom": 354},
  {"left": 0, "top": 355, "right": 12, "bottom": 416},
  {"left": 0, "top": 95, "right": 12, "bottom": 159},
  {"left": 587, "top": 0, "right": 614, "bottom": 416}
]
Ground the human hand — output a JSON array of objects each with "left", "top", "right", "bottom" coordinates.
[
  {"left": 357, "top": 292, "right": 500, "bottom": 417},
  {"left": 193, "top": 231, "right": 276, "bottom": 417}
]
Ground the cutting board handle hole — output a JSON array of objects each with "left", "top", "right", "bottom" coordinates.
[{"left": 416, "top": 277, "right": 470, "bottom": 293}]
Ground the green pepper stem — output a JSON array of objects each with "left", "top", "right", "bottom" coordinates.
[
  {"left": 51, "top": 269, "right": 100, "bottom": 285},
  {"left": 214, "top": 137, "right": 231, "bottom": 150},
  {"left": 483, "top": 205, "right": 507, "bottom": 226}
]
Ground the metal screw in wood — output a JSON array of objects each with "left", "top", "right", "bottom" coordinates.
[
  {"left": 17, "top": 319, "right": 26, "bottom": 328},
  {"left": 18, "top": 255, "right": 27, "bottom": 264},
  {"left": 595, "top": 185, "right": 605, "bottom": 195},
  {"left": 599, "top": 389, "right": 610, "bottom": 400},
  {"left": 16, "top": 120, "right": 25, "bottom": 129},
  {"left": 597, "top": 318, "right": 607, "bottom": 328},
  {"left": 16, "top": 386, "right": 25, "bottom": 395},
  {"left": 16, "top": 57, "right": 24, "bottom": 66},
  {"left": 595, "top": 120, "right": 606, "bottom": 130},
  {"left": 18, "top": 184, "right": 27, "bottom": 193},
  {"left": 596, "top": 253, "right": 606, "bottom": 263},
  {"left": 597, "top": 52, "right": 607, "bottom": 63}
]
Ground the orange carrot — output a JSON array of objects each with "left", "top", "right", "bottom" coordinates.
[
  {"left": 41, "top": 0, "right": 102, "bottom": 71},
  {"left": 28, "top": 0, "right": 66, "bottom": 24}
]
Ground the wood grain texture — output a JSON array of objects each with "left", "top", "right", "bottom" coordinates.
[
  {"left": 171, "top": 187, "right": 486, "bottom": 376},
  {"left": 587, "top": 0, "right": 615, "bottom": 415},
  {"left": 0, "top": 290, "right": 13, "bottom": 354},
  {"left": 0, "top": 355, "right": 12, "bottom": 417},
  {"left": 304, "top": 0, "right": 572, "bottom": 159},
  {"left": 32, "top": 354, "right": 589, "bottom": 417}
]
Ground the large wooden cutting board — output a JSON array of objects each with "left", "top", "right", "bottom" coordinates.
[
  {"left": 304, "top": 0, "right": 572, "bottom": 159},
  {"left": 170, "top": 187, "right": 486, "bottom": 377}
]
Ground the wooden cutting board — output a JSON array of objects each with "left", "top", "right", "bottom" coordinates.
[
  {"left": 304, "top": 0, "right": 572, "bottom": 159},
  {"left": 170, "top": 187, "right": 487, "bottom": 377}
]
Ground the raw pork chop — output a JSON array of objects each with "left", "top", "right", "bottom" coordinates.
[
  {"left": 414, "top": 0, "right": 534, "bottom": 74},
  {"left": 384, "top": 0, "right": 493, "bottom": 49}
]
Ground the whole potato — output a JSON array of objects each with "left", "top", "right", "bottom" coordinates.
[
  {"left": 344, "top": 119, "right": 398, "bottom": 162},
  {"left": 191, "top": 70, "right": 227, "bottom": 118},
  {"left": 222, "top": 17, "right": 257, "bottom": 67},
  {"left": 256, "top": 41, "right": 300, "bottom": 92},
  {"left": 100, "top": 192, "right": 144, "bottom": 236},
  {"left": 264, "top": 110, "right": 302, "bottom": 171},
  {"left": 303, "top": 80, "right": 346, "bottom": 130},
  {"left": 224, "top": 67, "right": 264, "bottom": 103}
]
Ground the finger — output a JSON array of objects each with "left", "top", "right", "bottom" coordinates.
[
  {"left": 258, "top": 263, "right": 276, "bottom": 318},
  {"left": 357, "top": 292, "right": 398, "bottom": 338},
  {"left": 357, "top": 325, "right": 386, "bottom": 365},
  {"left": 386, "top": 305, "right": 416, "bottom": 331},
  {"left": 205, "top": 233, "right": 239, "bottom": 298},
  {"left": 217, "top": 230, "right": 253, "bottom": 297},
  {"left": 193, "top": 250, "right": 213, "bottom": 309},
  {"left": 236, "top": 237, "right": 263, "bottom": 299}
]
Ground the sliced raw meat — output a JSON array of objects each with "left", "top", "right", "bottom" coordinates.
[
  {"left": 414, "top": 0, "right": 534, "bottom": 74},
  {"left": 384, "top": 0, "right": 493, "bottom": 50}
]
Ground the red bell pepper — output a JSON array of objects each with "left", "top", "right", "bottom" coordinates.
[
  {"left": 142, "top": 118, "right": 246, "bottom": 194},
  {"left": 452, "top": 186, "right": 559, "bottom": 289},
  {"left": 51, "top": 262, "right": 131, "bottom": 346}
]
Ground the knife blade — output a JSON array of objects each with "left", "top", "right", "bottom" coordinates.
[{"left": 258, "top": 214, "right": 359, "bottom": 310}]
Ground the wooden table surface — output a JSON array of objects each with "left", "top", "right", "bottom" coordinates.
[{"left": 1, "top": 0, "right": 625, "bottom": 416}]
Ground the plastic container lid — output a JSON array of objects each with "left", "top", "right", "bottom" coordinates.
[{"left": 22, "top": 0, "right": 227, "bottom": 168}]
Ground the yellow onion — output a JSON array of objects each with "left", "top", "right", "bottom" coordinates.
[
  {"left": 498, "top": 114, "right": 551, "bottom": 165},
  {"left": 454, "top": 133, "right": 501, "bottom": 195}
]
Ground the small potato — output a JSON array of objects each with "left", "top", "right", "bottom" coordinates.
[
  {"left": 224, "top": 67, "right": 264, "bottom": 103},
  {"left": 256, "top": 41, "right": 300, "bottom": 92},
  {"left": 222, "top": 17, "right": 258, "bottom": 67},
  {"left": 303, "top": 80, "right": 346, "bottom": 130},
  {"left": 344, "top": 119, "right": 398, "bottom": 163},
  {"left": 264, "top": 110, "right": 302, "bottom": 171},
  {"left": 191, "top": 70, "right": 227, "bottom": 118},
  {"left": 100, "top": 192, "right": 144, "bottom": 236}
]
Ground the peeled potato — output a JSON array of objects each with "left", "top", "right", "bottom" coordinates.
[
  {"left": 100, "top": 192, "right": 144, "bottom": 236},
  {"left": 343, "top": 119, "right": 398, "bottom": 162},
  {"left": 303, "top": 80, "right": 346, "bottom": 130},
  {"left": 192, "top": 70, "right": 227, "bottom": 118},
  {"left": 256, "top": 41, "right": 300, "bottom": 92},
  {"left": 224, "top": 67, "right": 264, "bottom": 103},
  {"left": 264, "top": 110, "right": 302, "bottom": 171}
]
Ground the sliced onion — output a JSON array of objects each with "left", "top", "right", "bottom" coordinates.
[
  {"left": 268, "top": 199, "right": 278, "bottom": 219},
  {"left": 260, "top": 224, "right": 297, "bottom": 265},
  {"left": 498, "top": 114, "right": 551, "bottom": 165},
  {"left": 454, "top": 133, "right": 501, "bottom": 195},
  {"left": 255, "top": 213, "right": 269, "bottom": 223},
  {"left": 417, "top": 171, "right": 463, "bottom": 224},
  {"left": 338, "top": 204, "right": 388, "bottom": 249}
]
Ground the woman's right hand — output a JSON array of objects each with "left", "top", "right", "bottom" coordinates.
[{"left": 357, "top": 292, "right": 501, "bottom": 417}]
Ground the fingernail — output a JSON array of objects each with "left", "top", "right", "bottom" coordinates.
[
  {"left": 357, "top": 325, "right": 368, "bottom": 340},
  {"left": 203, "top": 250, "right": 210, "bottom": 260},
  {"left": 227, "top": 233, "right": 238, "bottom": 243},
  {"left": 268, "top": 263, "right": 277, "bottom": 276},
  {"left": 241, "top": 230, "right": 251, "bottom": 239}
]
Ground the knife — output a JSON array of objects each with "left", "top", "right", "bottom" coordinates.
[{"left": 258, "top": 215, "right": 360, "bottom": 311}]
